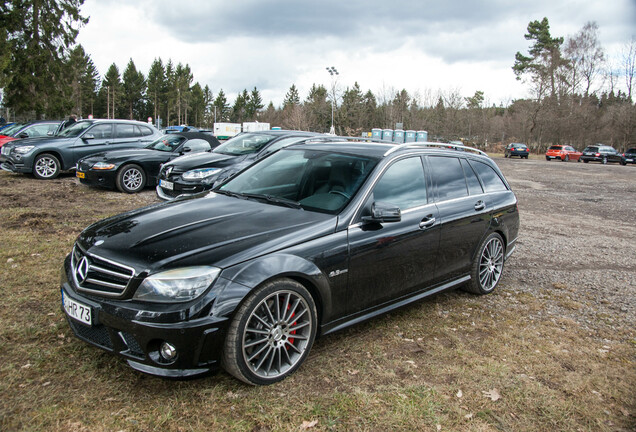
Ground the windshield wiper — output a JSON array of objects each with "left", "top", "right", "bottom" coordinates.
[
  {"left": 215, "top": 189, "right": 247, "bottom": 199},
  {"left": 242, "top": 193, "right": 302, "bottom": 209}
]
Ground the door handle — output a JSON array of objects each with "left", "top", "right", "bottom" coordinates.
[
  {"left": 474, "top": 200, "right": 486, "bottom": 211},
  {"left": 419, "top": 215, "right": 436, "bottom": 229}
]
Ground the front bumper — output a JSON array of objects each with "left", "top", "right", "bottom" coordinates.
[
  {"left": 156, "top": 178, "right": 208, "bottom": 200},
  {"left": 77, "top": 169, "right": 117, "bottom": 189},
  {"left": 61, "top": 256, "right": 229, "bottom": 378}
]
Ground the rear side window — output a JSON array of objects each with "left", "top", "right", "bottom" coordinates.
[
  {"left": 373, "top": 157, "right": 428, "bottom": 210},
  {"left": 460, "top": 159, "right": 483, "bottom": 195},
  {"left": 115, "top": 124, "right": 141, "bottom": 138},
  {"left": 184, "top": 139, "right": 211, "bottom": 153},
  {"left": 470, "top": 161, "right": 508, "bottom": 193},
  {"left": 429, "top": 156, "right": 468, "bottom": 201},
  {"left": 139, "top": 126, "right": 155, "bottom": 136}
]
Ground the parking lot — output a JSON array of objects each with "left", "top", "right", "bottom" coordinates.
[{"left": 0, "top": 156, "right": 634, "bottom": 431}]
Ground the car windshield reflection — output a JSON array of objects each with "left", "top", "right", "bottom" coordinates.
[{"left": 220, "top": 148, "right": 378, "bottom": 214}]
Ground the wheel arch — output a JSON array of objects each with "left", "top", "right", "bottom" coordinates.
[
  {"left": 33, "top": 149, "right": 66, "bottom": 169},
  {"left": 211, "top": 254, "right": 331, "bottom": 329}
]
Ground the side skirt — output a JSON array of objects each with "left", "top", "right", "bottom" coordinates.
[{"left": 321, "top": 275, "right": 471, "bottom": 336}]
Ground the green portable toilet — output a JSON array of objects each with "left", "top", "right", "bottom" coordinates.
[
  {"left": 382, "top": 129, "right": 393, "bottom": 141},
  {"left": 405, "top": 130, "right": 416, "bottom": 142},
  {"left": 393, "top": 129, "right": 405, "bottom": 143},
  {"left": 416, "top": 130, "right": 428, "bottom": 142}
]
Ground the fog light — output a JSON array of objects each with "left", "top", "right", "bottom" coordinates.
[{"left": 160, "top": 342, "right": 177, "bottom": 361}]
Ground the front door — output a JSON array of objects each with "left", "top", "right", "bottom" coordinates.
[{"left": 347, "top": 156, "right": 440, "bottom": 314}]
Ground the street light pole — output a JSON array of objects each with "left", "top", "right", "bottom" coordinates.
[{"left": 326, "top": 66, "right": 339, "bottom": 135}]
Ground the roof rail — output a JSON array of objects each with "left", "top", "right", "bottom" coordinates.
[
  {"left": 303, "top": 135, "right": 395, "bottom": 145},
  {"left": 383, "top": 142, "right": 488, "bottom": 157}
]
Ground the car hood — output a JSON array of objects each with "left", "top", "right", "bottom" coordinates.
[
  {"left": 77, "top": 192, "right": 337, "bottom": 272},
  {"left": 82, "top": 148, "right": 167, "bottom": 164},
  {"left": 4, "top": 135, "right": 73, "bottom": 148},
  {"left": 166, "top": 151, "right": 245, "bottom": 171}
]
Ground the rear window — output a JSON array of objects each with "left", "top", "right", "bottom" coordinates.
[
  {"left": 583, "top": 146, "right": 598, "bottom": 152},
  {"left": 549, "top": 146, "right": 562, "bottom": 150},
  {"left": 627, "top": 148, "right": 636, "bottom": 153}
]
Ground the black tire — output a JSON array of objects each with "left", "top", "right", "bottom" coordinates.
[
  {"left": 33, "top": 153, "right": 60, "bottom": 179},
  {"left": 583, "top": 159, "right": 589, "bottom": 163},
  {"left": 222, "top": 278, "right": 317, "bottom": 385},
  {"left": 621, "top": 160, "right": 627, "bottom": 166},
  {"left": 504, "top": 153, "right": 508, "bottom": 158},
  {"left": 116, "top": 164, "right": 146, "bottom": 193},
  {"left": 546, "top": 156, "right": 550, "bottom": 161},
  {"left": 577, "top": 158, "right": 581, "bottom": 163},
  {"left": 463, "top": 233, "right": 505, "bottom": 295},
  {"left": 563, "top": 155, "right": 569, "bottom": 162}
]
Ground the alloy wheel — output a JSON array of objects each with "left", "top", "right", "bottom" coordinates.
[
  {"left": 35, "top": 156, "right": 58, "bottom": 178},
  {"left": 478, "top": 237, "right": 504, "bottom": 292},
  {"left": 241, "top": 290, "right": 313, "bottom": 380}
]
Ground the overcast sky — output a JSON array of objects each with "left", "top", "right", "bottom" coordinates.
[{"left": 76, "top": 0, "right": 636, "bottom": 108}]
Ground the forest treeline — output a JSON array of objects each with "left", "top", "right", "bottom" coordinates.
[{"left": 1, "top": 2, "right": 634, "bottom": 151}]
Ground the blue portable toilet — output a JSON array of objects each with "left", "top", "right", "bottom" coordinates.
[
  {"left": 372, "top": 128, "right": 382, "bottom": 140},
  {"left": 272, "top": 126, "right": 282, "bottom": 131},
  {"left": 393, "top": 129, "right": 405, "bottom": 143},
  {"left": 382, "top": 129, "right": 393, "bottom": 141},
  {"left": 405, "top": 130, "right": 416, "bottom": 142},
  {"left": 416, "top": 130, "right": 428, "bottom": 142}
]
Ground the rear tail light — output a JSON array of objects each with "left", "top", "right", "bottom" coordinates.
[
  {"left": 595, "top": 153, "right": 600, "bottom": 157},
  {"left": 511, "top": 148, "right": 515, "bottom": 151}
]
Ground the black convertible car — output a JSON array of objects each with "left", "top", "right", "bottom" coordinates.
[
  {"left": 76, "top": 132, "right": 220, "bottom": 193},
  {"left": 61, "top": 141, "right": 519, "bottom": 385}
]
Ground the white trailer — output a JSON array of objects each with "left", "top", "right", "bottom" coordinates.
[
  {"left": 214, "top": 123, "right": 242, "bottom": 139},
  {"left": 242, "top": 122, "right": 270, "bottom": 132}
]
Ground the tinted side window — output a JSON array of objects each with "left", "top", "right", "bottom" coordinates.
[
  {"left": 373, "top": 157, "right": 427, "bottom": 210},
  {"left": 25, "top": 124, "right": 54, "bottom": 137},
  {"left": 470, "top": 161, "right": 508, "bottom": 192},
  {"left": 88, "top": 124, "right": 113, "bottom": 139},
  {"left": 429, "top": 156, "right": 468, "bottom": 201},
  {"left": 140, "top": 126, "right": 154, "bottom": 136},
  {"left": 461, "top": 159, "right": 483, "bottom": 195},
  {"left": 115, "top": 124, "right": 139, "bottom": 138}
]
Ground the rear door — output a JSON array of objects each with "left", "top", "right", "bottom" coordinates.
[
  {"left": 112, "top": 123, "right": 144, "bottom": 149},
  {"left": 428, "top": 155, "right": 491, "bottom": 281},
  {"left": 347, "top": 156, "right": 440, "bottom": 314}
]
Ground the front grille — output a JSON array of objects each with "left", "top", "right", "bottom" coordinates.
[
  {"left": 68, "top": 318, "right": 113, "bottom": 350},
  {"left": 71, "top": 245, "right": 135, "bottom": 297}
]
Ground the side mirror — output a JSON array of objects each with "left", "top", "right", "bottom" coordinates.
[
  {"left": 83, "top": 133, "right": 95, "bottom": 140},
  {"left": 18, "top": 132, "right": 29, "bottom": 139},
  {"left": 182, "top": 146, "right": 192, "bottom": 153},
  {"left": 362, "top": 202, "right": 401, "bottom": 223}
]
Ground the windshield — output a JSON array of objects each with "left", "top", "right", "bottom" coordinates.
[
  {"left": 220, "top": 148, "right": 379, "bottom": 214},
  {"left": 214, "top": 133, "right": 276, "bottom": 156},
  {"left": 146, "top": 135, "right": 185, "bottom": 152},
  {"left": 57, "top": 121, "right": 93, "bottom": 138},
  {"left": 1, "top": 123, "right": 25, "bottom": 136}
]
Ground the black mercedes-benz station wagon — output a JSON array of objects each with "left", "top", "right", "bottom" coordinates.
[{"left": 61, "top": 141, "right": 519, "bottom": 385}]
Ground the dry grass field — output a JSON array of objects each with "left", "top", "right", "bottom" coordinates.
[{"left": 0, "top": 157, "right": 634, "bottom": 431}]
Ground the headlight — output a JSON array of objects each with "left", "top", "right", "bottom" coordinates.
[
  {"left": 14, "top": 146, "right": 35, "bottom": 154},
  {"left": 182, "top": 168, "right": 221, "bottom": 181},
  {"left": 92, "top": 162, "right": 116, "bottom": 170},
  {"left": 133, "top": 266, "right": 220, "bottom": 303}
]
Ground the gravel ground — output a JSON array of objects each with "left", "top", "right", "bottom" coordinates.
[{"left": 493, "top": 157, "right": 635, "bottom": 339}]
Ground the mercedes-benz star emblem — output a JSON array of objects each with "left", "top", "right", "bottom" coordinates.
[{"left": 76, "top": 256, "right": 89, "bottom": 284}]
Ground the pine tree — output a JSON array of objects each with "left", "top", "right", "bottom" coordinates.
[{"left": 122, "top": 59, "right": 146, "bottom": 120}]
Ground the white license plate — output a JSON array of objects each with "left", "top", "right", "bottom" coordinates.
[
  {"left": 160, "top": 179, "right": 173, "bottom": 191},
  {"left": 62, "top": 290, "right": 92, "bottom": 326}
]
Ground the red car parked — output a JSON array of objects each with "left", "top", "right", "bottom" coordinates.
[{"left": 545, "top": 145, "right": 582, "bottom": 162}]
